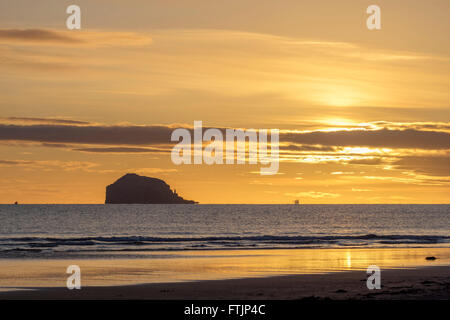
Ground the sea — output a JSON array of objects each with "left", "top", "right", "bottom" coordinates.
[{"left": 0, "top": 204, "right": 449, "bottom": 259}]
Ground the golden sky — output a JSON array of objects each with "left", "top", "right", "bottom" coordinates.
[{"left": 0, "top": 0, "right": 449, "bottom": 203}]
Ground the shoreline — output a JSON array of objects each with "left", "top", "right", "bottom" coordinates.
[{"left": 1, "top": 265, "right": 449, "bottom": 300}]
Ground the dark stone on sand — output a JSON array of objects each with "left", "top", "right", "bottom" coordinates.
[
  {"left": 105, "top": 173, "right": 197, "bottom": 204},
  {"left": 335, "top": 289, "right": 347, "bottom": 293},
  {"left": 299, "top": 296, "right": 331, "bottom": 301},
  {"left": 425, "top": 256, "right": 437, "bottom": 260}
]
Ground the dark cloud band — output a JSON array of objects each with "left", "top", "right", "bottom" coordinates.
[
  {"left": 0, "top": 29, "right": 82, "bottom": 43},
  {"left": 0, "top": 123, "right": 449, "bottom": 150}
]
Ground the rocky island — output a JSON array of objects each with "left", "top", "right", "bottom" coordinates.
[{"left": 105, "top": 173, "right": 197, "bottom": 204}]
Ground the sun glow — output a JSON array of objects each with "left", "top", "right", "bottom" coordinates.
[
  {"left": 320, "top": 118, "right": 357, "bottom": 127},
  {"left": 341, "top": 147, "right": 389, "bottom": 155},
  {"left": 311, "top": 84, "right": 370, "bottom": 107}
]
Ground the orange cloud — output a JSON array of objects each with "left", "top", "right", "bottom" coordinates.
[{"left": 0, "top": 29, "right": 152, "bottom": 47}]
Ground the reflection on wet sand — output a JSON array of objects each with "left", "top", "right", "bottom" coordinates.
[{"left": 0, "top": 247, "right": 449, "bottom": 288}]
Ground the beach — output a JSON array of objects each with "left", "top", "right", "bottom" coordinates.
[
  {"left": 0, "top": 247, "right": 449, "bottom": 300},
  {"left": 1, "top": 266, "right": 449, "bottom": 300}
]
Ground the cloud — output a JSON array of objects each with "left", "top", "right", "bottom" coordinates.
[
  {"left": 0, "top": 29, "right": 447, "bottom": 113},
  {"left": 331, "top": 171, "right": 354, "bottom": 175},
  {"left": 0, "top": 124, "right": 174, "bottom": 145},
  {"left": 127, "top": 168, "right": 178, "bottom": 175},
  {"left": 1, "top": 117, "right": 91, "bottom": 125},
  {"left": 346, "top": 158, "right": 385, "bottom": 165},
  {"left": 1, "top": 120, "right": 449, "bottom": 181},
  {"left": 74, "top": 147, "right": 169, "bottom": 154},
  {"left": 41, "top": 143, "right": 76, "bottom": 149},
  {"left": 9, "top": 142, "right": 170, "bottom": 154},
  {"left": 281, "top": 144, "right": 336, "bottom": 152},
  {"left": 392, "top": 156, "right": 450, "bottom": 177},
  {"left": 0, "top": 29, "right": 152, "bottom": 47},
  {"left": 1, "top": 123, "right": 449, "bottom": 150},
  {"left": 369, "top": 121, "right": 450, "bottom": 132},
  {"left": 0, "top": 159, "right": 98, "bottom": 171},
  {"left": 0, "top": 29, "right": 81, "bottom": 44},
  {"left": 285, "top": 191, "right": 340, "bottom": 199},
  {"left": 362, "top": 174, "right": 450, "bottom": 186},
  {"left": 0, "top": 160, "right": 34, "bottom": 166},
  {"left": 281, "top": 128, "right": 450, "bottom": 150}
]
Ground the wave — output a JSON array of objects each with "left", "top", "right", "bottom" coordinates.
[{"left": 0, "top": 233, "right": 448, "bottom": 247}]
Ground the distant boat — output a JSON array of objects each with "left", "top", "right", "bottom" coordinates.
[
  {"left": 14, "top": 201, "right": 18, "bottom": 205},
  {"left": 294, "top": 200, "right": 299, "bottom": 205}
]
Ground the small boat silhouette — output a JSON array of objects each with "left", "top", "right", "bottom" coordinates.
[
  {"left": 14, "top": 201, "right": 18, "bottom": 205},
  {"left": 294, "top": 200, "right": 299, "bottom": 205}
]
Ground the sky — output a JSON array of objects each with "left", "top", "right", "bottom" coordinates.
[{"left": 0, "top": 0, "right": 449, "bottom": 203}]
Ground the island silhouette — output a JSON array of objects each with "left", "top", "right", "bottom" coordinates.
[{"left": 105, "top": 173, "right": 197, "bottom": 204}]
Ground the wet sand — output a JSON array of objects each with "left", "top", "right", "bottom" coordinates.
[
  {"left": 0, "top": 247, "right": 449, "bottom": 299},
  {"left": 1, "top": 266, "right": 449, "bottom": 300}
]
